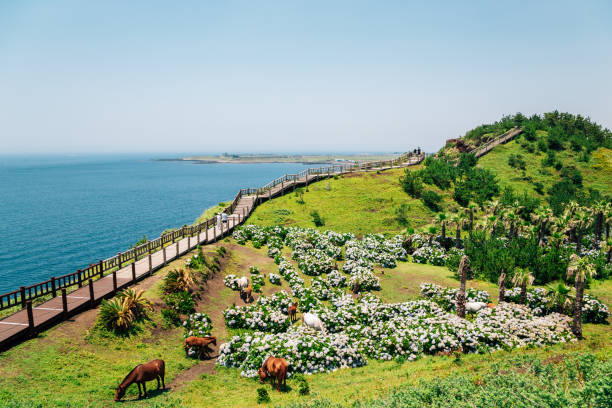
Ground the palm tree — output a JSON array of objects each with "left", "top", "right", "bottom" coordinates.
[
  {"left": 487, "top": 215, "right": 498, "bottom": 236},
  {"left": 603, "top": 202, "right": 612, "bottom": 241},
  {"left": 592, "top": 201, "right": 606, "bottom": 247},
  {"left": 566, "top": 254, "right": 597, "bottom": 338},
  {"left": 436, "top": 213, "right": 448, "bottom": 241},
  {"left": 456, "top": 255, "right": 469, "bottom": 318},
  {"left": 545, "top": 283, "right": 572, "bottom": 314},
  {"left": 467, "top": 203, "right": 477, "bottom": 231},
  {"left": 502, "top": 210, "right": 518, "bottom": 240},
  {"left": 531, "top": 206, "right": 554, "bottom": 247},
  {"left": 427, "top": 226, "right": 437, "bottom": 246},
  {"left": 498, "top": 269, "right": 507, "bottom": 302},
  {"left": 451, "top": 214, "right": 462, "bottom": 248},
  {"left": 511, "top": 268, "right": 534, "bottom": 305},
  {"left": 571, "top": 208, "right": 592, "bottom": 254}
]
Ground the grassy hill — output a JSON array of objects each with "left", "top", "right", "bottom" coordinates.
[
  {"left": 478, "top": 131, "right": 612, "bottom": 197},
  {"left": 246, "top": 167, "right": 447, "bottom": 235}
]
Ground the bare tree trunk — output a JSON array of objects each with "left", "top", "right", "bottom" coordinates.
[
  {"left": 456, "top": 255, "right": 468, "bottom": 318},
  {"left": 577, "top": 228, "right": 584, "bottom": 254},
  {"left": 469, "top": 211, "right": 474, "bottom": 231},
  {"left": 498, "top": 270, "right": 506, "bottom": 302},
  {"left": 442, "top": 222, "right": 446, "bottom": 241},
  {"left": 572, "top": 277, "right": 584, "bottom": 339},
  {"left": 455, "top": 225, "right": 460, "bottom": 248},
  {"left": 520, "top": 283, "right": 527, "bottom": 305}
]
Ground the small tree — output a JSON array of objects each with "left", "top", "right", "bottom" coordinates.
[
  {"left": 511, "top": 268, "right": 534, "bottom": 305},
  {"left": 566, "top": 254, "right": 597, "bottom": 338},
  {"left": 456, "top": 255, "right": 469, "bottom": 318}
]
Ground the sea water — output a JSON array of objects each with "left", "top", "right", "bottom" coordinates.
[{"left": 0, "top": 155, "right": 311, "bottom": 294}]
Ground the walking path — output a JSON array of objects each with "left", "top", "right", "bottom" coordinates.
[{"left": 0, "top": 153, "right": 424, "bottom": 351}]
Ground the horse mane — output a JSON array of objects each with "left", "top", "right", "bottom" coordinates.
[{"left": 119, "top": 365, "right": 140, "bottom": 387}]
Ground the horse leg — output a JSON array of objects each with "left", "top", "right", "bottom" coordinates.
[
  {"left": 157, "top": 376, "right": 161, "bottom": 390},
  {"left": 142, "top": 381, "right": 147, "bottom": 398},
  {"left": 137, "top": 382, "right": 142, "bottom": 399},
  {"left": 161, "top": 373, "right": 165, "bottom": 389}
]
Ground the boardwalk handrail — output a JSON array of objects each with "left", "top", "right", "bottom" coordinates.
[{"left": 0, "top": 149, "right": 424, "bottom": 311}]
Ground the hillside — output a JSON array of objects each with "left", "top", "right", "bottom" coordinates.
[{"left": 478, "top": 134, "right": 612, "bottom": 196}]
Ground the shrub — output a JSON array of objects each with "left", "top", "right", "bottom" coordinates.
[
  {"left": 164, "top": 291, "right": 195, "bottom": 314},
  {"left": 534, "top": 182, "right": 544, "bottom": 195},
  {"left": 292, "top": 374, "right": 310, "bottom": 395},
  {"left": 252, "top": 274, "right": 265, "bottom": 293},
  {"left": 249, "top": 265, "right": 260, "bottom": 274},
  {"left": 117, "top": 288, "right": 152, "bottom": 320},
  {"left": 183, "top": 312, "right": 213, "bottom": 338},
  {"left": 310, "top": 210, "right": 325, "bottom": 227},
  {"left": 97, "top": 298, "right": 134, "bottom": 332},
  {"left": 163, "top": 269, "right": 195, "bottom": 294},
  {"left": 399, "top": 170, "right": 423, "bottom": 197},
  {"left": 394, "top": 203, "right": 410, "bottom": 226},
  {"left": 421, "top": 189, "right": 442, "bottom": 211},
  {"left": 256, "top": 387, "right": 270, "bottom": 404},
  {"left": 161, "top": 308, "right": 181, "bottom": 327}
]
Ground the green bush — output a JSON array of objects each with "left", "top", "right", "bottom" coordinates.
[
  {"left": 161, "top": 308, "right": 181, "bottom": 327},
  {"left": 399, "top": 170, "right": 423, "bottom": 197},
  {"left": 394, "top": 204, "right": 410, "bottom": 226},
  {"left": 256, "top": 387, "right": 270, "bottom": 404},
  {"left": 164, "top": 291, "right": 195, "bottom": 314},
  {"left": 310, "top": 210, "right": 325, "bottom": 227},
  {"left": 421, "top": 189, "right": 442, "bottom": 211},
  {"left": 292, "top": 374, "right": 310, "bottom": 396}
]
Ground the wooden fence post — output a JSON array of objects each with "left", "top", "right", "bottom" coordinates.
[
  {"left": 176, "top": 241, "right": 179, "bottom": 258},
  {"left": 163, "top": 246, "right": 167, "bottom": 265},
  {"left": 77, "top": 269, "right": 83, "bottom": 288},
  {"left": 26, "top": 301, "right": 35, "bottom": 337},
  {"left": 61, "top": 289, "right": 68, "bottom": 318},
  {"left": 88, "top": 279, "right": 95, "bottom": 306},
  {"left": 131, "top": 262, "right": 137, "bottom": 283},
  {"left": 50, "top": 277, "right": 56, "bottom": 298},
  {"left": 20, "top": 286, "right": 26, "bottom": 309},
  {"left": 112, "top": 271, "right": 117, "bottom": 292},
  {"left": 148, "top": 253, "right": 152, "bottom": 275},
  {"left": 118, "top": 253, "right": 123, "bottom": 270},
  {"left": 98, "top": 260, "right": 103, "bottom": 279},
  {"left": 197, "top": 229, "right": 201, "bottom": 245}
]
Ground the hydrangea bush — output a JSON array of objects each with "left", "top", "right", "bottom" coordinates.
[{"left": 420, "top": 283, "right": 490, "bottom": 311}]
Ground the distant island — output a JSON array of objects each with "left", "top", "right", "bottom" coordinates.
[{"left": 156, "top": 152, "right": 401, "bottom": 164}]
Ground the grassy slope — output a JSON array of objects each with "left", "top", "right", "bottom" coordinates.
[
  {"left": 477, "top": 132, "right": 612, "bottom": 196},
  {"left": 0, "top": 240, "right": 609, "bottom": 408},
  {"left": 247, "top": 167, "right": 450, "bottom": 235}
]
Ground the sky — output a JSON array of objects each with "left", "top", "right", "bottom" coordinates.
[{"left": 1, "top": 0, "right": 611, "bottom": 154}]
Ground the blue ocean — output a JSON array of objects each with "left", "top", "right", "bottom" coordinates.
[{"left": 0, "top": 155, "right": 311, "bottom": 294}]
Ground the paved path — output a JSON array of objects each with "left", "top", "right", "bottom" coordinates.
[{"left": 0, "top": 155, "right": 423, "bottom": 350}]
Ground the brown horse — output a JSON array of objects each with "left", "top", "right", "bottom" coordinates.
[
  {"left": 114, "top": 359, "right": 165, "bottom": 401},
  {"left": 183, "top": 336, "right": 217, "bottom": 359},
  {"left": 258, "top": 356, "right": 288, "bottom": 392},
  {"left": 287, "top": 302, "right": 298, "bottom": 322},
  {"left": 241, "top": 285, "right": 253, "bottom": 303}
]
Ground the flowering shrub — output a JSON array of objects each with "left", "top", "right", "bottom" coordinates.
[
  {"left": 504, "top": 287, "right": 610, "bottom": 323},
  {"left": 269, "top": 273, "right": 281, "bottom": 285},
  {"left": 223, "top": 274, "right": 239, "bottom": 290},
  {"left": 183, "top": 312, "right": 213, "bottom": 338},
  {"left": 420, "top": 283, "right": 490, "bottom": 311},
  {"left": 295, "top": 249, "right": 334, "bottom": 276},
  {"left": 581, "top": 294, "right": 610, "bottom": 324},
  {"left": 348, "top": 270, "right": 381, "bottom": 293},
  {"left": 251, "top": 274, "right": 265, "bottom": 292},
  {"left": 297, "top": 288, "right": 323, "bottom": 312},
  {"left": 412, "top": 242, "right": 447, "bottom": 266},
  {"left": 249, "top": 266, "right": 260, "bottom": 274},
  {"left": 326, "top": 270, "right": 347, "bottom": 288},
  {"left": 218, "top": 296, "right": 574, "bottom": 377},
  {"left": 310, "top": 277, "right": 332, "bottom": 300},
  {"left": 267, "top": 246, "right": 281, "bottom": 259},
  {"left": 223, "top": 304, "right": 289, "bottom": 333}
]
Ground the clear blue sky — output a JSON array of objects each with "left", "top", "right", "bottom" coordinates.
[{"left": 1, "top": 1, "right": 611, "bottom": 154}]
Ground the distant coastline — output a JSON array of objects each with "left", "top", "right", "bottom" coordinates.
[{"left": 155, "top": 153, "right": 399, "bottom": 165}]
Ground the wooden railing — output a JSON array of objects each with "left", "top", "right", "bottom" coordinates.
[
  {"left": 466, "top": 127, "right": 523, "bottom": 158},
  {"left": 0, "top": 150, "right": 424, "bottom": 311}
]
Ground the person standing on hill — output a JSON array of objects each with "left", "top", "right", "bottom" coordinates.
[
  {"left": 216, "top": 213, "right": 222, "bottom": 229},
  {"left": 222, "top": 211, "right": 228, "bottom": 224}
]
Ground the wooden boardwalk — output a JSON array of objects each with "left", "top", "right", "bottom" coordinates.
[{"left": 0, "top": 154, "right": 424, "bottom": 351}]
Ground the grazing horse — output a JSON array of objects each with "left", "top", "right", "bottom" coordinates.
[
  {"left": 183, "top": 336, "right": 217, "bottom": 359},
  {"left": 287, "top": 302, "right": 298, "bottom": 322},
  {"left": 241, "top": 285, "right": 253, "bottom": 303},
  {"left": 115, "top": 359, "right": 165, "bottom": 401},
  {"left": 258, "top": 357, "right": 288, "bottom": 392}
]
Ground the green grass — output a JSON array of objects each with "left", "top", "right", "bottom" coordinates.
[
  {"left": 195, "top": 202, "right": 229, "bottom": 224},
  {"left": 477, "top": 133, "right": 612, "bottom": 197},
  {"left": 248, "top": 168, "right": 448, "bottom": 235}
]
